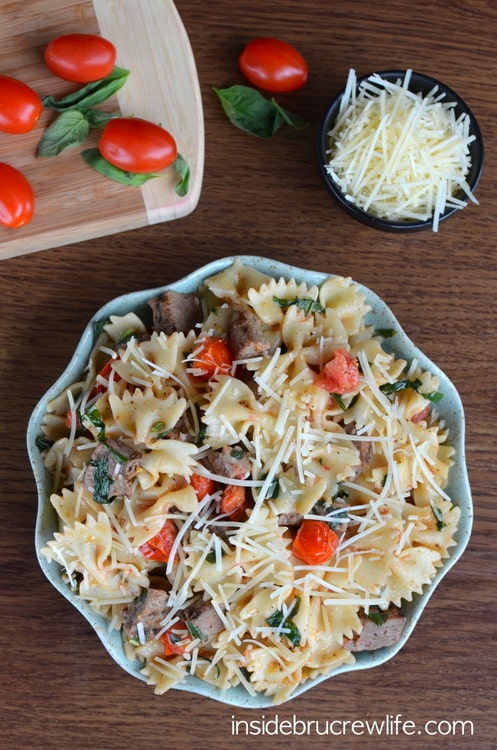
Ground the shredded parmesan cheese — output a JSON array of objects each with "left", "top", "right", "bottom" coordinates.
[{"left": 325, "top": 69, "right": 478, "bottom": 230}]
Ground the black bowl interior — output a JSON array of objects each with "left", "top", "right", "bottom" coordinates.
[{"left": 317, "top": 70, "right": 484, "bottom": 232}]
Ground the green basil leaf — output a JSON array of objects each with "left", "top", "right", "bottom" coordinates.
[
  {"left": 273, "top": 296, "right": 325, "bottom": 314},
  {"left": 270, "top": 98, "right": 310, "bottom": 132},
  {"left": 423, "top": 390, "right": 444, "bottom": 403},
  {"left": 212, "top": 84, "right": 285, "bottom": 138},
  {"left": 380, "top": 377, "right": 422, "bottom": 395},
  {"left": 366, "top": 608, "right": 389, "bottom": 626},
  {"left": 84, "top": 108, "right": 121, "bottom": 128},
  {"left": 81, "top": 148, "right": 160, "bottom": 186},
  {"left": 37, "top": 110, "right": 90, "bottom": 157},
  {"left": 173, "top": 153, "right": 190, "bottom": 196},
  {"left": 89, "top": 453, "right": 115, "bottom": 504},
  {"left": 35, "top": 434, "right": 54, "bottom": 452},
  {"left": 375, "top": 327, "right": 396, "bottom": 338},
  {"left": 82, "top": 406, "right": 106, "bottom": 441},
  {"left": 42, "top": 66, "right": 130, "bottom": 112}
]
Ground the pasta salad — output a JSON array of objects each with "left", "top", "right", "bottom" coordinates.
[{"left": 38, "top": 259, "right": 459, "bottom": 704}]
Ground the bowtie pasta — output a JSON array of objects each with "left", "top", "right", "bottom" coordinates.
[{"left": 39, "top": 260, "right": 459, "bottom": 704}]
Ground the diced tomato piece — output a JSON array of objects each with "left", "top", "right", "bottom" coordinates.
[
  {"left": 219, "top": 484, "right": 249, "bottom": 521},
  {"left": 189, "top": 336, "right": 233, "bottom": 380},
  {"left": 411, "top": 405, "right": 430, "bottom": 423},
  {"left": 292, "top": 519, "right": 339, "bottom": 565},
  {"left": 315, "top": 349, "right": 360, "bottom": 395},
  {"left": 91, "top": 357, "right": 121, "bottom": 397},
  {"left": 139, "top": 519, "right": 178, "bottom": 563},
  {"left": 190, "top": 473, "right": 217, "bottom": 500},
  {"left": 160, "top": 625, "right": 191, "bottom": 657}
]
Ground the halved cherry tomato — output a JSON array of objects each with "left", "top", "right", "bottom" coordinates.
[
  {"left": 189, "top": 336, "right": 233, "bottom": 380},
  {"left": 90, "top": 358, "right": 121, "bottom": 397},
  {"left": 292, "top": 519, "right": 339, "bottom": 565},
  {"left": 139, "top": 519, "right": 178, "bottom": 563},
  {"left": 220, "top": 484, "right": 249, "bottom": 521},
  {"left": 161, "top": 624, "right": 191, "bottom": 657},
  {"left": 239, "top": 38, "right": 308, "bottom": 93},
  {"left": 0, "top": 75, "right": 42, "bottom": 134},
  {"left": 98, "top": 117, "right": 178, "bottom": 174},
  {"left": 44, "top": 33, "right": 116, "bottom": 83},
  {"left": 190, "top": 473, "right": 217, "bottom": 500},
  {"left": 315, "top": 349, "right": 360, "bottom": 395},
  {"left": 0, "top": 163, "right": 35, "bottom": 229}
]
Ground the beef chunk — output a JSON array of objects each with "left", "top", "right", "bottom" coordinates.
[
  {"left": 83, "top": 439, "right": 141, "bottom": 503},
  {"left": 122, "top": 588, "right": 170, "bottom": 641},
  {"left": 182, "top": 597, "right": 224, "bottom": 645},
  {"left": 149, "top": 290, "right": 202, "bottom": 335},
  {"left": 209, "top": 445, "right": 250, "bottom": 479},
  {"left": 344, "top": 421, "right": 373, "bottom": 478},
  {"left": 346, "top": 607, "right": 406, "bottom": 652},
  {"left": 277, "top": 512, "right": 304, "bottom": 527},
  {"left": 228, "top": 306, "right": 272, "bottom": 360}
]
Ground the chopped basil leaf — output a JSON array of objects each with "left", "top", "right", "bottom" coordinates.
[
  {"left": 424, "top": 390, "right": 444, "bottom": 403},
  {"left": 93, "top": 317, "right": 111, "bottom": 340},
  {"left": 375, "top": 328, "right": 396, "bottom": 338},
  {"left": 432, "top": 505, "right": 445, "bottom": 531},
  {"left": 230, "top": 447, "right": 245, "bottom": 459},
  {"left": 196, "top": 425, "right": 207, "bottom": 447},
  {"left": 35, "top": 434, "right": 54, "bottom": 452},
  {"left": 266, "top": 598, "right": 302, "bottom": 648},
  {"left": 206, "top": 548, "right": 226, "bottom": 564},
  {"left": 333, "top": 393, "right": 347, "bottom": 410},
  {"left": 273, "top": 296, "right": 325, "bottom": 315},
  {"left": 89, "top": 453, "right": 115, "bottom": 504},
  {"left": 82, "top": 406, "right": 106, "bottom": 441},
  {"left": 380, "top": 377, "right": 422, "bottom": 395},
  {"left": 366, "top": 608, "right": 389, "bottom": 626},
  {"left": 185, "top": 618, "right": 207, "bottom": 642}
]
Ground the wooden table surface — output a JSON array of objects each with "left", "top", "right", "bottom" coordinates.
[{"left": 1, "top": 1, "right": 495, "bottom": 748}]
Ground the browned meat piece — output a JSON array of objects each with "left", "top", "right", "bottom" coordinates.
[
  {"left": 182, "top": 597, "right": 224, "bottom": 645},
  {"left": 83, "top": 439, "right": 141, "bottom": 503},
  {"left": 209, "top": 445, "right": 251, "bottom": 479},
  {"left": 346, "top": 606, "right": 406, "bottom": 652},
  {"left": 149, "top": 290, "right": 202, "bottom": 335},
  {"left": 277, "top": 512, "right": 304, "bottom": 527},
  {"left": 228, "top": 306, "right": 272, "bottom": 360},
  {"left": 122, "top": 588, "right": 170, "bottom": 641}
]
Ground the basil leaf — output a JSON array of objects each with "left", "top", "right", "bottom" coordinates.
[
  {"left": 185, "top": 619, "right": 207, "bottom": 642},
  {"left": 42, "top": 66, "right": 130, "bottom": 112},
  {"left": 424, "top": 390, "right": 444, "bottom": 403},
  {"left": 212, "top": 84, "right": 285, "bottom": 138},
  {"left": 81, "top": 148, "right": 160, "bottom": 186},
  {"left": 366, "top": 608, "right": 389, "bottom": 626},
  {"left": 375, "top": 327, "right": 396, "bottom": 338},
  {"left": 270, "top": 97, "right": 310, "bottom": 132},
  {"left": 35, "top": 434, "right": 54, "bottom": 452},
  {"left": 93, "top": 317, "right": 111, "bottom": 340},
  {"left": 89, "top": 453, "right": 114, "bottom": 504},
  {"left": 432, "top": 504, "right": 445, "bottom": 531},
  {"left": 333, "top": 393, "right": 347, "bottom": 410},
  {"left": 37, "top": 110, "right": 90, "bottom": 157},
  {"left": 380, "top": 377, "right": 422, "bottom": 395},
  {"left": 266, "top": 598, "right": 302, "bottom": 648},
  {"left": 84, "top": 108, "right": 121, "bottom": 128},
  {"left": 82, "top": 406, "right": 106, "bottom": 441},
  {"left": 173, "top": 153, "right": 190, "bottom": 196},
  {"left": 273, "top": 296, "right": 325, "bottom": 314}
]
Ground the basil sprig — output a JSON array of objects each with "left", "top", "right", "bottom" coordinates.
[
  {"left": 41, "top": 67, "right": 130, "bottom": 112},
  {"left": 212, "top": 84, "right": 309, "bottom": 138}
]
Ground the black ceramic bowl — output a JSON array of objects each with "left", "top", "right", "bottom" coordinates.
[{"left": 317, "top": 70, "right": 484, "bottom": 232}]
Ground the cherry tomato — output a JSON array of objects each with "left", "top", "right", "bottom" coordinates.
[
  {"left": 292, "top": 520, "right": 339, "bottom": 565},
  {"left": 98, "top": 117, "right": 178, "bottom": 174},
  {"left": 0, "top": 75, "right": 42, "bottom": 134},
  {"left": 188, "top": 336, "right": 233, "bottom": 380},
  {"left": 139, "top": 519, "right": 178, "bottom": 563},
  {"left": 44, "top": 33, "right": 116, "bottom": 83},
  {"left": 220, "top": 485, "right": 249, "bottom": 521},
  {"left": 315, "top": 349, "right": 360, "bottom": 395},
  {"left": 239, "top": 37, "right": 308, "bottom": 93},
  {"left": 0, "top": 163, "right": 35, "bottom": 229},
  {"left": 190, "top": 473, "right": 217, "bottom": 500}
]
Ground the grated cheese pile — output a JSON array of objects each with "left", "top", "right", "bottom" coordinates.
[{"left": 325, "top": 69, "right": 478, "bottom": 231}]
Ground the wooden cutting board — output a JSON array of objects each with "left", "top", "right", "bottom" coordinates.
[{"left": 0, "top": 0, "right": 204, "bottom": 260}]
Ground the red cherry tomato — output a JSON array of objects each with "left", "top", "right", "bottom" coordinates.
[
  {"left": 98, "top": 117, "right": 178, "bottom": 174},
  {"left": 292, "top": 520, "right": 339, "bottom": 565},
  {"left": 44, "top": 33, "right": 116, "bottom": 83},
  {"left": 188, "top": 336, "right": 234, "bottom": 380},
  {"left": 0, "top": 75, "right": 42, "bottom": 134},
  {"left": 0, "top": 163, "right": 35, "bottom": 229},
  {"left": 239, "top": 37, "right": 308, "bottom": 93}
]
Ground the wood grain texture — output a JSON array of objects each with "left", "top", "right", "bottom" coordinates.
[
  {"left": 0, "top": 0, "right": 203, "bottom": 260},
  {"left": 1, "top": 1, "right": 496, "bottom": 749}
]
